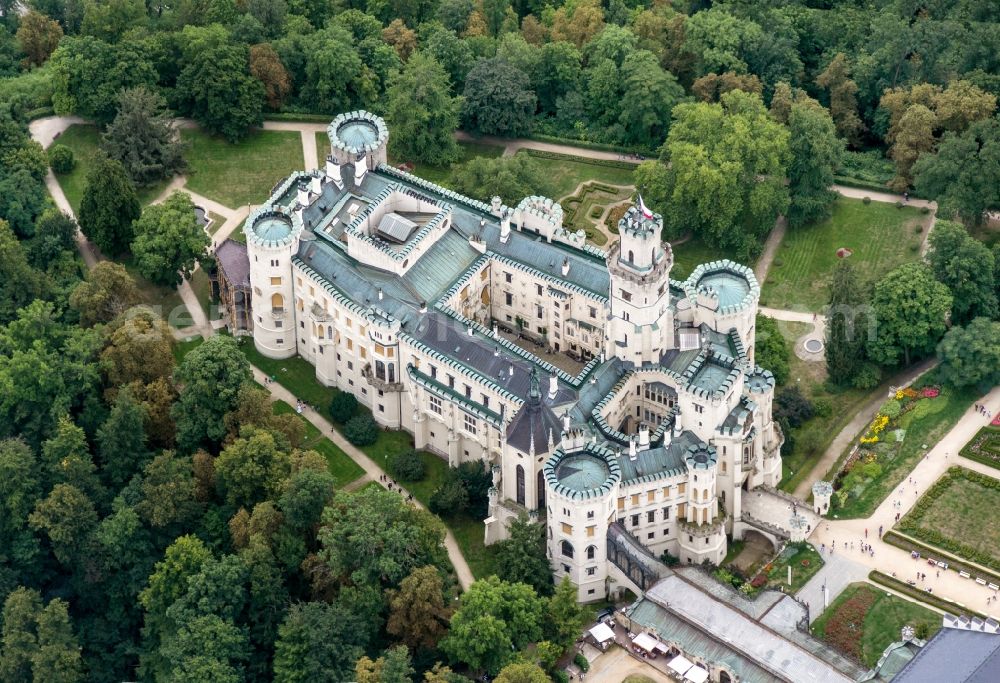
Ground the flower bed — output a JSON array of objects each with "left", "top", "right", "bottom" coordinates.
[
  {"left": 960, "top": 425, "right": 1000, "bottom": 470},
  {"left": 822, "top": 585, "right": 876, "bottom": 660}
]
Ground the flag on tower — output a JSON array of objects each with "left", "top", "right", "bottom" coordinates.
[{"left": 638, "top": 194, "right": 654, "bottom": 219}]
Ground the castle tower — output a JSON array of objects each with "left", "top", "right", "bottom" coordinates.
[
  {"left": 245, "top": 205, "right": 303, "bottom": 359},
  {"left": 606, "top": 200, "right": 674, "bottom": 366},
  {"left": 325, "top": 111, "right": 389, "bottom": 187}
]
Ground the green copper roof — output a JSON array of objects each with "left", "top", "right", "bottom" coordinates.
[
  {"left": 698, "top": 271, "right": 750, "bottom": 308},
  {"left": 555, "top": 454, "right": 612, "bottom": 493},
  {"left": 338, "top": 121, "right": 379, "bottom": 149},
  {"left": 251, "top": 213, "right": 294, "bottom": 244}
]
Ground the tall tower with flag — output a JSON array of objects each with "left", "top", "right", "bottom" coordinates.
[{"left": 605, "top": 196, "right": 675, "bottom": 366}]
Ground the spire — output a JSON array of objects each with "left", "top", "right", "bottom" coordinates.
[{"left": 528, "top": 367, "right": 540, "bottom": 406}]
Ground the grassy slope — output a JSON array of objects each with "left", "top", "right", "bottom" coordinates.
[
  {"left": 272, "top": 400, "right": 364, "bottom": 487},
  {"left": 812, "top": 582, "right": 940, "bottom": 667},
  {"left": 183, "top": 128, "right": 304, "bottom": 209},
  {"left": 762, "top": 197, "right": 928, "bottom": 311}
]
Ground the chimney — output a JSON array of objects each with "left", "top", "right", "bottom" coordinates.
[
  {"left": 296, "top": 181, "right": 310, "bottom": 207},
  {"left": 500, "top": 210, "right": 511, "bottom": 244},
  {"left": 326, "top": 155, "right": 343, "bottom": 189},
  {"left": 548, "top": 373, "right": 558, "bottom": 399},
  {"left": 467, "top": 325, "right": 474, "bottom": 337},
  {"left": 673, "top": 412, "right": 683, "bottom": 437},
  {"left": 310, "top": 174, "right": 322, "bottom": 195},
  {"left": 491, "top": 195, "right": 502, "bottom": 215},
  {"left": 628, "top": 438, "right": 637, "bottom": 460},
  {"left": 561, "top": 258, "right": 570, "bottom": 277},
  {"left": 492, "top": 323, "right": 499, "bottom": 338},
  {"left": 494, "top": 346, "right": 500, "bottom": 357},
  {"left": 639, "top": 425, "right": 650, "bottom": 449},
  {"left": 562, "top": 412, "right": 570, "bottom": 433},
  {"left": 419, "top": 301, "right": 427, "bottom": 314},
  {"left": 377, "top": 287, "right": 383, "bottom": 301},
  {"left": 294, "top": 206, "right": 303, "bottom": 224},
  {"left": 508, "top": 362, "right": 514, "bottom": 377},
  {"left": 353, "top": 153, "right": 367, "bottom": 185}
]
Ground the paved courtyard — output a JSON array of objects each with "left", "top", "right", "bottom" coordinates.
[{"left": 584, "top": 643, "right": 674, "bottom": 683}]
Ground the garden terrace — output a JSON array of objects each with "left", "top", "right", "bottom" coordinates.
[{"left": 960, "top": 425, "right": 1000, "bottom": 471}]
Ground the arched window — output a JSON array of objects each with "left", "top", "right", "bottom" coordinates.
[
  {"left": 327, "top": 325, "right": 333, "bottom": 339},
  {"left": 537, "top": 470, "right": 545, "bottom": 509},
  {"left": 651, "top": 248, "right": 656, "bottom": 263},
  {"left": 271, "top": 293, "right": 284, "bottom": 312},
  {"left": 561, "top": 540, "right": 574, "bottom": 558},
  {"left": 628, "top": 250, "right": 634, "bottom": 263},
  {"left": 586, "top": 545, "right": 596, "bottom": 560},
  {"left": 720, "top": 672, "right": 732, "bottom": 683},
  {"left": 375, "top": 360, "right": 386, "bottom": 381},
  {"left": 516, "top": 465, "right": 525, "bottom": 506}
]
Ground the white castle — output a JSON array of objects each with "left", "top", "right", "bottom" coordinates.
[{"left": 236, "top": 112, "right": 784, "bottom": 602}]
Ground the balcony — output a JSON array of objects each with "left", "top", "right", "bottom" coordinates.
[
  {"left": 271, "top": 307, "right": 286, "bottom": 320},
  {"left": 362, "top": 363, "right": 403, "bottom": 392}
]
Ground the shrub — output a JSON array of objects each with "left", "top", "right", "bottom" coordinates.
[
  {"left": 775, "top": 386, "right": 814, "bottom": 428},
  {"left": 429, "top": 479, "right": 468, "bottom": 516},
  {"left": 552, "top": 672, "right": 569, "bottom": 683},
  {"left": 880, "top": 399, "right": 902, "bottom": 419},
  {"left": 573, "top": 653, "right": 589, "bottom": 672},
  {"left": 920, "top": 206, "right": 930, "bottom": 214},
  {"left": 909, "top": 244, "right": 920, "bottom": 252},
  {"left": 389, "top": 449, "right": 426, "bottom": 482},
  {"left": 660, "top": 550, "right": 680, "bottom": 566},
  {"left": 750, "top": 574, "right": 767, "bottom": 588},
  {"left": 862, "top": 196, "right": 871, "bottom": 205},
  {"left": 48, "top": 144, "right": 75, "bottom": 174},
  {"left": 343, "top": 414, "right": 378, "bottom": 446},
  {"left": 895, "top": 200, "right": 904, "bottom": 209},
  {"left": 329, "top": 392, "right": 358, "bottom": 424},
  {"left": 851, "top": 363, "right": 882, "bottom": 390},
  {"left": 813, "top": 398, "right": 833, "bottom": 418},
  {"left": 915, "top": 225, "right": 923, "bottom": 233},
  {"left": 773, "top": 257, "right": 783, "bottom": 267}
]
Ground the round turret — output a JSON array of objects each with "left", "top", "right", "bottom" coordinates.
[
  {"left": 246, "top": 206, "right": 302, "bottom": 360},
  {"left": 326, "top": 111, "right": 389, "bottom": 169},
  {"left": 812, "top": 480, "right": 834, "bottom": 516}
]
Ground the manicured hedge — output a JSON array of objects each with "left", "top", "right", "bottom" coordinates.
[
  {"left": 899, "top": 466, "right": 1000, "bottom": 573},
  {"left": 869, "top": 571, "right": 986, "bottom": 619},
  {"left": 960, "top": 426, "right": 1000, "bottom": 471},
  {"left": 264, "top": 112, "right": 333, "bottom": 123},
  {"left": 523, "top": 148, "right": 638, "bottom": 170}
]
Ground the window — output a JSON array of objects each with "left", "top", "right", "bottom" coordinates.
[
  {"left": 631, "top": 514, "right": 639, "bottom": 527},
  {"left": 586, "top": 525, "right": 595, "bottom": 537},
  {"left": 561, "top": 522, "right": 572, "bottom": 534},
  {"left": 482, "top": 395, "right": 490, "bottom": 409},
  {"left": 536, "top": 284, "right": 543, "bottom": 296},
  {"left": 447, "top": 375, "right": 455, "bottom": 389},
  {"left": 430, "top": 365, "right": 437, "bottom": 379},
  {"left": 505, "top": 292, "right": 513, "bottom": 306},
  {"left": 587, "top": 510, "right": 594, "bottom": 520},
  {"left": 463, "top": 414, "right": 477, "bottom": 435},
  {"left": 620, "top": 289, "right": 632, "bottom": 302},
  {"left": 586, "top": 545, "right": 596, "bottom": 559},
  {"left": 648, "top": 532, "right": 655, "bottom": 540},
  {"left": 586, "top": 567, "right": 596, "bottom": 576},
  {"left": 429, "top": 396, "right": 442, "bottom": 415},
  {"left": 560, "top": 540, "right": 574, "bottom": 558},
  {"left": 270, "top": 276, "right": 282, "bottom": 285},
  {"left": 300, "top": 321, "right": 305, "bottom": 328},
  {"left": 516, "top": 465, "right": 525, "bottom": 505},
  {"left": 536, "top": 305, "right": 543, "bottom": 319},
  {"left": 505, "top": 272, "right": 512, "bottom": 283},
  {"left": 275, "top": 321, "right": 282, "bottom": 328},
  {"left": 271, "top": 293, "right": 284, "bottom": 313},
  {"left": 694, "top": 404, "right": 704, "bottom": 414},
  {"left": 347, "top": 339, "right": 353, "bottom": 351},
  {"left": 347, "top": 361, "right": 353, "bottom": 370},
  {"left": 378, "top": 404, "right": 384, "bottom": 412},
  {"left": 647, "top": 510, "right": 655, "bottom": 523},
  {"left": 589, "top": 306, "right": 597, "bottom": 319},
  {"left": 276, "top": 338, "right": 283, "bottom": 344},
  {"left": 464, "top": 385, "right": 472, "bottom": 399},
  {"left": 662, "top": 507, "right": 670, "bottom": 520}
]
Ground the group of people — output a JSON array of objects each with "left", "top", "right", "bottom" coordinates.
[
  {"left": 379, "top": 474, "right": 413, "bottom": 502},
  {"left": 974, "top": 403, "right": 993, "bottom": 420}
]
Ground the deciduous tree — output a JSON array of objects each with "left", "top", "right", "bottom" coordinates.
[
  {"left": 273, "top": 601, "right": 369, "bottom": 683},
  {"left": 462, "top": 58, "right": 535, "bottom": 137},
  {"left": 494, "top": 662, "right": 548, "bottom": 683},
  {"left": 15, "top": 10, "right": 62, "bottom": 67},
  {"left": 249, "top": 43, "right": 291, "bottom": 110},
  {"left": 356, "top": 645, "right": 415, "bottom": 683},
  {"left": 753, "top": 314, "right": 790, "bottom": 385},
  {"left": 888, "top": 104, "right": 936, "bottom": 191},
  {"left": 786, "top": 101, "right": 842, "bottom": 227},
  {"left": 386, "top": 52, "right": 461, "bottom": 166},
  {"left": 926, "top": 220, "right": 998, "bottom": 323},
  {"left": 867, "top": 262, "right": 952, "bottom": 367},
  {"left": 132, "top": 191, "right": 209, "bottom": 286},
  {"left": 815, "top": 53, "right": 863, "bottom": 146},
  {"left": 96, "top": 388, "right": 150, "bottom": 490},
  {"left": 215, "top": 427, "right": 291, "bottom": 509},
  {"left": 172, "top": 335, "right": 252, "bottom": 452},
  {"left": 386, "top": 565, "right": 452, "bottom": 650},
  {"left": 28, "top": 484, "right": 98, "bottom": 566},
  {"left": 69, "top": 261, "right": 141, "bottom": 327},
  {"left": 448, "top": 154, "right": 547, "bottom": 205},
  {"left": 936, "top": 318, "right": 1000, "bottom": 389},
  {"left": 825, "top": 260, "right": 872, "bottom": 387},
  {"left": 100, "top": 307, "right": 175, "bottom": 389},
  {"left": 26, "top": 209, "right": 77, "bottom": 268},
  {"left": 494, "top": 517, "right": 552, "bottom": 596}
]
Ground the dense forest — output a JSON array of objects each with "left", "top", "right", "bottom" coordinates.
[{"left": 1, "top": 0, "right": 1000, "bottom": 681}]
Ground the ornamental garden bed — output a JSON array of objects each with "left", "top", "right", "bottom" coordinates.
[
  {"left": 828, "top": 380, "right": 977, "bottom": 518},
  {"left": 898, "top": 466, "right": 1000, "bottom": 573},
  {"left": 812, "top": 582, "right": 939, "bottom": 667},
  {"left": 959, "top": 425, "right": 1000, "bottom": 471}
]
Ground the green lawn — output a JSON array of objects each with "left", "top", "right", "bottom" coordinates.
[
  {"left": 394, "top": 451, "right": 497, "bottom": 580},
  {"left": 762, "top": 197, "right": 929, "bottom": 311},
  {"left": 50, "top": 124, "right": 173, "bottom": 212},
  {"left": 518, "top": 150, "right": 635, "bottom": 199},
  {"left": 118, "top": 256, "right": 191, "bottom": 328},
  {"left": 812, "top": 582, "right": 939, "bottom": 666},
  {"left": 831, "top": 381, "right": 978, "bottom": 518},
  {"left": 765, "top": 542, "right": 824, "bottom": 593},
  {"left": 183, "top": 128, "right": 304, "bottom": 209},
  {"left": 272, "top": 400, "right": 364, "bottom": 488},
  {"left": 379, "top": 139, "right": 505, "bottom": 186},
  {"left": 671, "top": 235, "right": 742, "bottom": 279},
  {"left": 237, "top": 339, "right": 338, "bottom": 414}
]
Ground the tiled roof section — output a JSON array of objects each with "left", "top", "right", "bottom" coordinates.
[
  {"left": 614, "top": 431, "right": 696, "bottom": 485},
  {"left": 216, "top": 239, "right": 250, "bottom": 289},
  {"left": 506, "top": 392, "right": 564, "bottom": 455},
  {"left": 895, "top": 628, "right": 1000, "bottom": 682},
  {"left": 544, "top": 443, "right": 621, "bottom": 501}
]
